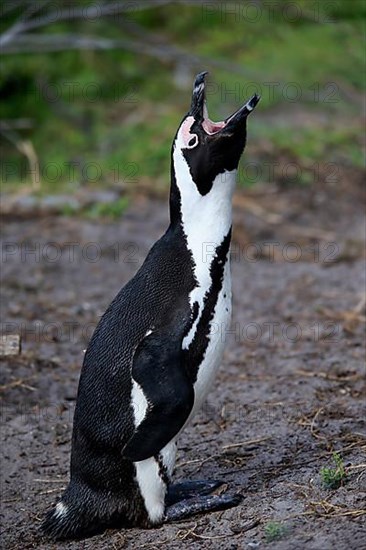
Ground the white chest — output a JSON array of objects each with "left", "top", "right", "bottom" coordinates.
[
  {"left": 173, "top": 146, "right": 236, "bottom": 421},
  {"left": 191, "top": 258, "right": 232, "bottom": 415}
]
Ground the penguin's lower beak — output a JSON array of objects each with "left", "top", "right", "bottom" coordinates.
[{"left": 189, "top": 71, "right": 260, "bottom": 135}]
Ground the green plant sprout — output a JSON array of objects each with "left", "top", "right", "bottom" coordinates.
[
  {"left": 320, "top": 452, "right": 346, "bottom": 489},
  {"left": 264, "top": 522, "right": 288, "bottom": 543}
]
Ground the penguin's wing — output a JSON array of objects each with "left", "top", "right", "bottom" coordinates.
[{"left": 122, "top": 327, "right": 194, "bottom": 462}]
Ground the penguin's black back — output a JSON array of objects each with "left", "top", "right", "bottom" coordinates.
[
  {"left": 74, "top": 221, "right": 196, "bottom": 440},
  {"left": 48, "top": 223, "right": 196, "bottom": 532}
]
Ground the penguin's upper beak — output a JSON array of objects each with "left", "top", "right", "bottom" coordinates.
[{"left": 189, "top": 71, "right": 260, "bottom": 135}]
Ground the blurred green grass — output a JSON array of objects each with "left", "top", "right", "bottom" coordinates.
[{"left": 0, "top": 0, "right": 364, "bottom": 194}]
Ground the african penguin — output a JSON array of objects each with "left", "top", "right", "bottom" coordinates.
[{"left": 41, "top": 72, "right": 260, "bottom": 540}]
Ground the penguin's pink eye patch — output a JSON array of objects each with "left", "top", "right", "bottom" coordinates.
[{"left": 181, "top": 117, "right": 199, "bottom": 148}]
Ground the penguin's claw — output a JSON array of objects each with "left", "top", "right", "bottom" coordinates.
[
  {"left": 166, "top": 479, "right": 224, "bottom": 506},
  {"left": 165, "top": 493, "right": 243, "bottom": 522}
]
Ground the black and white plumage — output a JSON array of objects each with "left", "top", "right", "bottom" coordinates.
[{"left": 41, "top": 72, "right": 260, "bottom": 540}]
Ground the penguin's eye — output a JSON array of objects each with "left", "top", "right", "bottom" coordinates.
[{"left": 186, "top": 134, "right": 198, "bottom": 149}]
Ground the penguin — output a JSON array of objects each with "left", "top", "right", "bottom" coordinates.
[{"left": 41, "top": 72, "right": 260, "bottom": 540}]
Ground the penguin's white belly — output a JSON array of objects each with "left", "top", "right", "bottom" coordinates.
[{"left": 191, "top": 268, "right": 232, "bottom": 416}]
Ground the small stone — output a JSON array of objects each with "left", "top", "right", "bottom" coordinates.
[{"left": 0, "top": 334, "right": 21, "bottom": 356}]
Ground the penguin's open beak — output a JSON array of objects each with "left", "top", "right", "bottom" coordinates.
[{"left": 189, "top": 71, "right": 260, "bottom": 135}]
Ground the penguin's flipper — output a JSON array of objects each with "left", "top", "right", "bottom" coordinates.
[{"left": 122, "top": 328, "right": 194, "bottom": 462}]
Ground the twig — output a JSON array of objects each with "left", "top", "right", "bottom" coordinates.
[
  {"left": 39, "top": 488, "right": 65, "bottom": 495},
  {"left": 0, "top": 377, "right": 36, "bottom": 392},
  {"left": 191, "top": 531, "right": 234, "bottom": 540},
  {"left": 1, "top": 32, "right": 258, "bottom": 81},
  {"left": 310, "top": 408, "right": 328, "bottom": 442},
  {"left": 347, "top": 463, "right": 366, "bottom": 471},
  {"left": 0, "top": 0, "right": 49, "bottom": 46},
  {"left": 294, "top": 369, "right": 362, "bottom": 382},
  {"left": 308, "top": 499, "right": 366, "bottom": 518},
  {"left": 176, "top": 522, "right": 198, "bottom": 541},
  {"left": 222, "top": 436, "right": 271, "bottom": 450},
  {"left": 34, "top": 478, "right": 68, "bottom": 483},
  {"left": 175, "top": 455, "right": 216, "bottom": 470},
  {"left": 0, "top": 1, "right": 171, "bottom": 47}
]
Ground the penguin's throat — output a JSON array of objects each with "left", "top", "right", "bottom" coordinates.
[
  {"left": 177, "top": 174, "right": 235, "bottom": 250},
  {"left": 180, "top": 197, "right": 233, "bottom": 250},
  {"left": 176, "top": 180, "right": 234, "bottom": 270}
]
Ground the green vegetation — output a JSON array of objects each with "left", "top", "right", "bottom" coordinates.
[
  {"left": 264, "top": 521, "right": 289, "bottom": 543},
  {"left": 83, "top": 196, "right": 130, "bottom": 220},
  {"left": 61, "top": 196, "right": 130, "bottom": 220},
  {"left": 0, "top": 1, "right": 364, "bottom": 194},
  {"left": 320, "top": 452, "right": 346, "bottom": 489}
]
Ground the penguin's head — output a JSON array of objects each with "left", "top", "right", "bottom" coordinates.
[{"left": 172, "top": 71, "right": 260, "bottom": 197}]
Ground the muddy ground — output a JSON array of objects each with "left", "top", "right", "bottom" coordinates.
[{"left": 1, "top": 176, "right": 366, "bottom": 549}]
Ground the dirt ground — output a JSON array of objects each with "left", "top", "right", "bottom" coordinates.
[{"left": 1, "top": 176, "right": 366, "bottom": 549}]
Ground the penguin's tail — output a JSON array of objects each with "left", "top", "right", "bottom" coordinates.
[
  {"left": 41, "top": 499, "right": 85, "bottom": 540},
  {"left": 41, "top": 498, "right": 104, "bottom": 540},
  {"left": 40, "top": 483, "right": 123, "bottom": 540}
]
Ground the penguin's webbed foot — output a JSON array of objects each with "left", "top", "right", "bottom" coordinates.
[
  {"left": 165, "top": 480, "right": 242, "bottom": 522},
  {"left": 165, "top": 479, "right": 223, "bottom": 506},
  {"left": 165, "top": 492, "right": 243, "bottom": 522}
]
